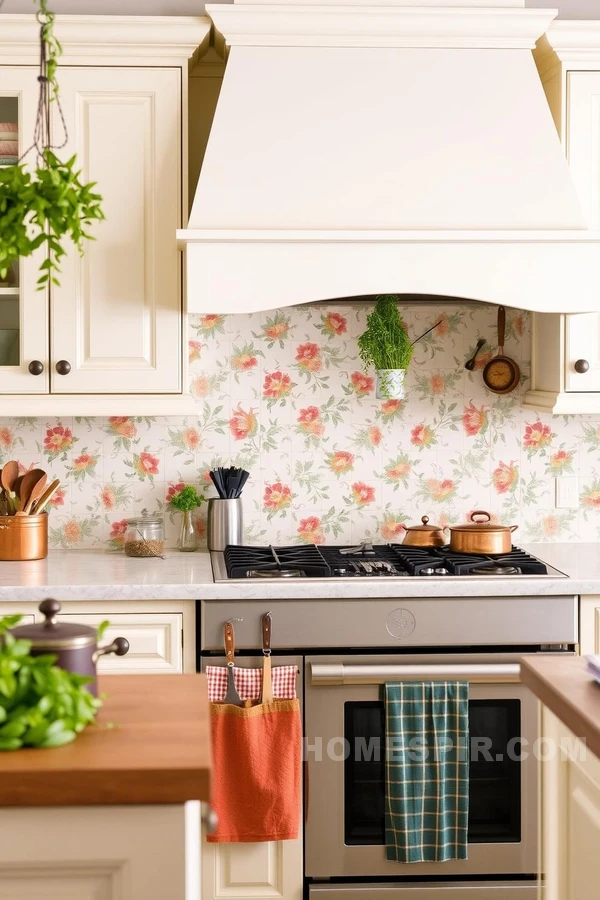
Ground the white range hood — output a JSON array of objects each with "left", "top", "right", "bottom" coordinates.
[{"left": 179, "top": 0, "right": 600, "bottom": 314}]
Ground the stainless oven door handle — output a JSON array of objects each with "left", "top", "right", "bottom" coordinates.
[{"left": 310, "top": 663, "right": 521, "bottom": 685}]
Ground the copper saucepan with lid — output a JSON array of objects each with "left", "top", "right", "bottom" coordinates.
[
  {"left": 402, "top": 516, "right": 447, "bottom": 548},
  {"left": 448, "top": 510, "right": 518, "bottom": 556}
]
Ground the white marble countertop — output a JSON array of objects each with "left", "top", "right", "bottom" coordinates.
[{"left": 0, "top": 543, "right": 597, "bottom": 602}]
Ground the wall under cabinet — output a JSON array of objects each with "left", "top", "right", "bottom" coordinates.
[{"left": 2, "top": 302, "right": 600, "bottom": 549}]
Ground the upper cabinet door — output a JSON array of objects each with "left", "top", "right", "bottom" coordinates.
[
  {"left": 50, "top": 67, "right": 182, "bottom": 394},
  {"left": 0, "top": 68, "right": 49, "bottom": 393},
  {"left": 565, "top": 72, "right": 600, "bottom": 394}
]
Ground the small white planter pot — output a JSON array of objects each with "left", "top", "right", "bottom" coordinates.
[{"left": 376, "top": 369, "right": 407, "bottom": 400}]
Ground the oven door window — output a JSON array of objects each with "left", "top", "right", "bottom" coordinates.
[{"left": 344, "top": 699, "right": 521, "bottom": 846}]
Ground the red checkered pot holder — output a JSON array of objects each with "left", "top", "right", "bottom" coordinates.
[{"left": 206, "top": 664, "right": 298, "bottom": 703}]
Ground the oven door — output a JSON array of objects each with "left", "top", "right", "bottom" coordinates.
[{"left": 305, "top": 653, "right": 538, "bottom": 879}]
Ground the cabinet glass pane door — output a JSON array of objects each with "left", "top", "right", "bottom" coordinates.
[
  {"left": 0, "top": 96, "right": 20, "bottom": 368},
  {"left": 0, "top": 70, "right": 48, "bottom": 394}
]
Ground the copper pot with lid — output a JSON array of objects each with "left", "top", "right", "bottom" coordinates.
[
  {"left": 10, "top": 599, "right": 129, "bottom": 696},
  {"left": 448, "top": 510, "right": 518, "bottom": 556},
  {"left": 402, "top": 516, "right": 448, "bottom": 548}
]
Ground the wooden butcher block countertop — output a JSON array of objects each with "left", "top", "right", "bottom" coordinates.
[
  {"left": 0, "top": 674, "right": 211, "bottom": 807},
  {"left": 521, "top": 656, "right": 600, "bottom": 760}
]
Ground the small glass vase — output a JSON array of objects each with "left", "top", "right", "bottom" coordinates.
[{"left": 177, "top": 510, "right": 198, "bottom": 552}]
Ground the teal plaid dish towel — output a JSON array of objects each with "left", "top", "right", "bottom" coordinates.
[{"left": 384, "top": 681, "right": 469, "bottom": 863}]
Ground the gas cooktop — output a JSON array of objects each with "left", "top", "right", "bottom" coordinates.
[{"left": 212, "top": 543, "right": 568, "bottom": 581}]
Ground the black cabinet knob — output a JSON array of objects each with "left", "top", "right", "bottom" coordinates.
[
  {"left": 55, "top": 360, "right": 71, "bottom": 376},
  {"left": 28, "top": 360, "right": 44, "bottom": 376},
  {"left": 575, "top": 359, "right": 590, "bottom": 374}
]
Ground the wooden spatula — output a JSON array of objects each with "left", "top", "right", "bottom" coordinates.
[
  {"left": 30, "top": 478, "right": 61, "bottom": 515},
  {"left": 16, "top": 471, "right": 47, "bottom": 516}
]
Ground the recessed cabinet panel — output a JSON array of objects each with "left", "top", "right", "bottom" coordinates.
[
  {"left": 0, "top": 69, "right": 49, "bottom": 393},
  {"left": 60, "top": 613, "right": 183, "bottom": 674},
  {"left": 50, "top": 67, "right": 181, "bottom": 394}
]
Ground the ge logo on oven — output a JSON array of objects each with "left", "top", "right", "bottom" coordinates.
[{"left": 386, "top": 608, "right": 416, "bottom": 639}]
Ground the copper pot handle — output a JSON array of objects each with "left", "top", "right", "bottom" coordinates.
[
  {"left": 93, "top": 636, "right": 130, "bottom": 664},
  {"left": 470, "top": 510, "right": 491, "bottom": 523},
  {"left": 510, "top": 525, "right": 519, "bottom": 533}
]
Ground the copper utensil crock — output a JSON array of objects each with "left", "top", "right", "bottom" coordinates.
[
  {"left": 448, "top": 510, "right": 518, "bottom": 556},
  {"left": 0, "top": 513, "right": 48, "bottom": 560},
  {"left": 402, "top": 515, "right": 447, "bottom": 548}
]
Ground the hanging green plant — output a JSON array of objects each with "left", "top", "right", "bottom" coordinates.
[{"left": 0, "top": 0, "right": 104, "bottom": 288}]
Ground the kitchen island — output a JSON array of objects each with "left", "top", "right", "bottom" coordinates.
[
  {"left": 521, "top": 656, "right": 600, "bottom": 900},
  {"left": 0, "top": 674, "right": 211, "bottom": 899}
]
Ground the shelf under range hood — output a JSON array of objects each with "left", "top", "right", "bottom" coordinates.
[{"left": 179, "top": 0, "right": 600, "bottom": 315}]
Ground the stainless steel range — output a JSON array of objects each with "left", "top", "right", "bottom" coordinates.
[
  {"left": 202, "top": 543, "right": 575, "bottom": 900},
  {"left": 211, "top": 542, "right": 568, "bottom": 581}
]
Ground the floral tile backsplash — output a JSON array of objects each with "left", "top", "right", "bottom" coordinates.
[{"left": 4, "top": 301, "right": 600, "bottom": 550}]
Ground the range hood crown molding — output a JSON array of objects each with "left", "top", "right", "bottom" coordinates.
[
  {"left": 206, "top": 4, "right": 557, "bottom": 48},
  {"left": 180, "top": 0, "right": 600, "bottom": 316}
]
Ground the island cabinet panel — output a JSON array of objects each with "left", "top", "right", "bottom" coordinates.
[
  {"left": 51, "top": 66, "right": 182, "bottom": 395},
  {"left": 579, "top": 596, "right": 600, "bottom": 655},
  {"left": 541, "top": 707, "right": 600, "bottom": 900},
  {"left": 61, "top": 612, "right": 184, "bottom": 674},
  {"left": 0, "top": 803, "right": 199, "bottom": 900},
  {"left": 202, "top": 834, "right": 303, "bottom": 900}
]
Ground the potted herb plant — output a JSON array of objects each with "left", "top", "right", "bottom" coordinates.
[
  {"left": 170, "top": 486, "right": 204, "bottom": 552},
  {"left": 357, "top": 295, "right": 413, "bottom": 400}
]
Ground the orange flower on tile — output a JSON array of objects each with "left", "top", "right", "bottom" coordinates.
[
  {"left": 462, "top": 400, "right": 488, "bottom": 437},
  {"left": 326, "top": 450, "right": 354, "bottom": 475},
  {"left": 492, "top": 461, "right": 519, "bottom": 494},
  {"left": 263, "top": 482, "right": 293, "bottom": 512},
  {"left": 263, "top": 371, "right": 292, "bottom": 399},
  {"left": 43, "top": 424, "right": 73, "bottom": 458},
  {"left": 108, "top": 416, "right": 137, "bottom": 440},
  {"left": 410, "top": 424, "right": 436, "bottom": 447},
  {"left": 135, "top": 452, "right": 160, "bottom": 477},
  {"left": 350, "top": 371, "right": 374, "bottom": 397},
  {"left": 322, "top": 312, "right": 348, "bottom": 337},
  {"left": 351, "top": 481, "right": 376, "bottom": 506}
]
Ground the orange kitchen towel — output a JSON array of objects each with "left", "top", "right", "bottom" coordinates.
[{"left": 208, "top": 699, "right": 301, "bottom": 843}]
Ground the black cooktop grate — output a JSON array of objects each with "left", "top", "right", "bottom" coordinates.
[{"left": 223, "top": 543, "right": 550, "bottom": 578}]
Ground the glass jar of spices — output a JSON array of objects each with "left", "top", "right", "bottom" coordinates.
[{"left": 124, "top": 515, "right": 165, "bottom": 558}]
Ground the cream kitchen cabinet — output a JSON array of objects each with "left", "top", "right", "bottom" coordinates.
[
  {"left": 526, "top": 26, "right": 600, "bottom": 414},
  {"left": 0, "top": 16, "right": 210, "bottom": 415},
  {"left": 540, "top": 707, "right": 600, "bottom": 900},
  {"left": 0, "top": 599, "right": 196, "bottom": 674},
  {"left": 201, "top": 835, "right": 303, "bottom": 900}
]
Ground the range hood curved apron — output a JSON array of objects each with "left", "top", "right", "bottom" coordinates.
[{"left": 179, "top": 0, "right": 600, "bottom": 314}]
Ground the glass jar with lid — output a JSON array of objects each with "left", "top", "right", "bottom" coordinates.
[{"left": 124, "top": 514, "right": 165, "bottom": 558}]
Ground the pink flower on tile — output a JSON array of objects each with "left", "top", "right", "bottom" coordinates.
[
  {"left": 367, "top": 425, "right": 383, "bottom": 447},
  {"left": 72, "top": 453, "right": 95, "bottom": 472},
  {"left": 322, "top": 312, "right": 347, "bottom": 337},
  {"left": 188, "top": 340, "right": 204, "bottom": 363},
  {"left": 263, "top": 371, "right": 292, "bottom": 399},
  {"left": 263, "top": 482, "right": 293, "bottom": 512},
  {"left": 101, "top": 485, "right": 116, "bottom": 510},
  {"left": 380, "top": 399, "right": 403, "bottom": 419},
  {"left": 462, "top": 400, "right": 488, "bottom": 437},
  {"left": 425, "top": 478, "right": 456, "bottom": 502},
  {"left": 48, "top": 488, "right": 66, "bottom": 508},
  {"left": 229, "top": 405, "right": 258, "bottom": 441},
  {"left": 523, "top": 420, "right": 553, "bottom": 451},
  {"left": 380, "top": 517, "right": 406, "bottom": 541},
  {"left": 43, "top": 425, "right": 73, "bottom": 457},
  {"left": 191, "top": 375, "right": 211, "bottom": 398},
  {"left": 429, "top": 373, "right": 446, "bottom": 395},
  {"left": 264, "top": 320, "right": 289, "bottom": 342},
  {"left": 166, "top": 482, "right": 186, "bottom": 503},
  {"left": 295, "top": 342, "right": 322, "bottom": 373},
  {"left": 0, "top": 427, "right": 14, "bottom": 450},
  {"left": 297, "top": 515, "right": 325, "bottom": 544},
  {"left": 297, "top": 406, "right": 325, "bottom": 437},
  {"left": 135, "top": 452, "right": 160, "bottom": 477},
  {"left": 548, "top": 449, "right": 574, "bottom": 473},
  {"left": 492, "top": 461, "right": 519, "bottom": 494},
  {"left": 62, "top": 519, "right": 82, "bottom": 547},
  {"left": 231, "top": 350, "right": 258, "bottom": 371},
  {"left": 410, "top": 424, "right": 436, "bottom": 447},
  {"left": 182, "top": 427, "right": 200, "bottom": 451},
  {"left": 109, "top": 519, "right": 128, "bottom": 548}
]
